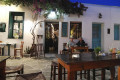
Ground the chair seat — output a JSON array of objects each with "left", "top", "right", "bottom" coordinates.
[
  {"left": 15, "top": 72, "right": 46, "bottom": 80},
  {"left": 5, "top": 64, "right": 24, "bottom": 74},
  {"left": 15, "top": 48, "right": 22, "bottom": 50},
  {"left": 51, "top": 61, "right": 58, "bottom": 66},
  {"left": 14, "top": 41, "right": 24, "bottom": 58}
]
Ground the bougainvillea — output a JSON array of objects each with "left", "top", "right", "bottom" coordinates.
[{"left": 1, "top": 0, "right": 88, "bottom": 18}]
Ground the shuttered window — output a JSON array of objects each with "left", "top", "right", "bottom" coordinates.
[
  {"left": 8, "top": 12, "right": 24, "bottom": 39},
  {"left": 114, "top": 24, "right": 120, "bottom": 40}
]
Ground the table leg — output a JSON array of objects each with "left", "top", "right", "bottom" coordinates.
[
  {"left": 2, "top": 47, "right": 4, "bottom": 56},
  {"left": 101, "top": 68, "right": 105, "bottom": 80},
  {"left": 87, "top": 70, "right": 90, "bottom": 80},
  {"left": 67, "top": 71, "right": 75, "bottom": 80},
  {"left": 118, "top": 67, "right": 120, "bottom": 80},
  {"left": 0, "top": 60, "right": 6, "bottom": 80},
  {"left": 58, "top": 63, "right": 62, "bottom": 80},
  {"left": 93, "top": 69, "right": 95, "bottom": 80},
  {"left": 109, "top": 66, "right": 115, "bottom": 80},
  {"left": 7, "top": 44, "right": 11, "bottom": 56}
]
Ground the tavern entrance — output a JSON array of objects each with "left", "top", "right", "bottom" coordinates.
[{"left": 45, "top": 22, "right": 59, "bottom": 53}]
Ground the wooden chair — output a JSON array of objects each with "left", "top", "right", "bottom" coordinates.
[
  {"left": 30, "top": 44, "right": 44, "bottom": 58},
  {"left": 15, "top": 72, "right": 46, "bottom": 80},
  {"left": 5, "top": 64, "right": 24, "bottom": 77},
  {"left": 50, "top": 61, "right": 66, "bottom": 80},
  {"left": 14, "top": 41, "right": 24, "bottom": 58},
  {"left": 35, "top": 43, "right": 44, "bottom": 58},
  {"left": 60, "top": 43, "right": 71, "bottom": 54}
]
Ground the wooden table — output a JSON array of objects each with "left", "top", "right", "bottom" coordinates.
[
  {"left": 0, "top": 43, "right": 16, "bottom": 56},
  {"left": 71, "top": 46, "right": 88, "bottom": 53},
  {"left": 57, "top": 53, "right": 120, "bottom": 80},
  {"left": 0, "top": 56, "right": 10, "bottom": 80}
]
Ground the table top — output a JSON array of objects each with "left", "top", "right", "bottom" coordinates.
[
  {"left": 56, "top": 53, "right": 120, "bottom": 65},
  {"left": 0, "top": 56, "right": 10, "bottom": 62},
  {"left": 71, "top": 46, "right": 88, "bottom": 48},
  {"left": 0, "top": 43, "right": 16, "bottom": 45},
  {"left": 0, "top": 43, "right": 16, "bottom": 47}
]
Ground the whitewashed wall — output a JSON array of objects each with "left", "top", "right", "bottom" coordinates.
[
  {"left": 58, "top": 4, "right": 120, "bottom": 53},
  {"left": 0, "top": 3, "right": 34, "bottom": 56},
  {"left": 0, "top": 3, "right": 120, "bottom": 56}
]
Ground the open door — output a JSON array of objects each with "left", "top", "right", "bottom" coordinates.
[{"left": 45, "top": 22, "right": 59, "bottom": 53}]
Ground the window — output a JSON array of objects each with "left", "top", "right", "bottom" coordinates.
[
  {"left": 70, "top": 22, "right": 82, "bottom": 39},
  {"left": 114, "top": 24, "right": 120, "bottom": 40},
  {"left": 8, "top": 12, "right": 24, "bottom": 39},
  {"left": 0, "top": 23, "right": 6, "bottom": 32}
]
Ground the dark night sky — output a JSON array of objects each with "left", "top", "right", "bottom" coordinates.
[{"left": 70, "top": 0, "right": 120, "bottom": 7}]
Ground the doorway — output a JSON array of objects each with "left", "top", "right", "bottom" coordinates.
[
  {"left": 92, "top": 23, "right": 101, "bottom": 49},
  {"left": 45, "top": 22, "right": 59, "bottom": 53}
]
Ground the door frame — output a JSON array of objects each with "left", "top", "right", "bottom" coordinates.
[
  {"left": 44, "top": 21, "right": 59, "bottom": 53},
  {"left": 92, "top": 22, "right": 104, "bottom": 50}
]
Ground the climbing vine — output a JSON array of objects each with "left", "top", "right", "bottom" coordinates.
[{"left": 1, "top": 0, "right": 88, "bottom": 18}]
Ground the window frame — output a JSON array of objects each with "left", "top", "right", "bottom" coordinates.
[
  {"left": 114, "top": 24, "right": 120, "bottom": 40},
  {"left": 8, "top": 12, "right": 24, "bottom": 39},
  {"left": 70, "top": 22, "right": 82, "bottom": 39}
]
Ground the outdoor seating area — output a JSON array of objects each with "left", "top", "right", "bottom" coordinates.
[
  {"left": 5, "top": 54, "right": 118, "bottom": 80},
  {"left": 1, "top": 0, "right": 120, "bottom": 80}
]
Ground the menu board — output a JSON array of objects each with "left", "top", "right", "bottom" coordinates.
[{"left": 62, "top": 22, "right": 68, "bottom": 37}]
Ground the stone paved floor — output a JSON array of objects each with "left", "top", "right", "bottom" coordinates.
[
  {"left": 6, "top": 53, "right": 118, "bottom": 80},
  {"left": 6, "top": 53, "right": 56, "bottom": 80}
]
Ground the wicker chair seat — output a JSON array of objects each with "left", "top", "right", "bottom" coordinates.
[
  {"left": 15, "top": 72, "right": 46, "bottom": 80},
  {"left": 5, "top": 64, "right": 24, "bottom": 74}
]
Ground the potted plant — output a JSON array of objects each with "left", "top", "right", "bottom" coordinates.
[
  {"left": 109, "top": 48, "right": 113, "bottom": 53},
  {"left": 24, "top": 46, "right": 30, "bottom": 54},
  {"left": 117, "top": 50, "right": 120, "bottom": 54},
  {"left": 94, "top": 47, "right": 101, "bottom": 56}
]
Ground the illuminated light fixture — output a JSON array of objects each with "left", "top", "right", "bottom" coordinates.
[{"left": 47, "top": 11, "right": 57, "bottom": 19}]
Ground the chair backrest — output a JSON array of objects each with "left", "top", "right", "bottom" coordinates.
[
  {"left": 35, "top": 43, "right": 44, "bottom": 55},
  {"left": 20, "top": 41, "right": 24, "bottom": 49},
  {"left": 0, "top": 41, "right": 2, "bottom": 43},
  {"left": 63, "top": 43, "right": 67, "bottom": 49},
  {"left": 61, "top": 43, "right": 70, "bottom": 54},
  {"left": 15, "top": 72, "right": 46, "bottom": 80},
  {"left": 36, "top": 44, "right": 43, "bottom": 51}
]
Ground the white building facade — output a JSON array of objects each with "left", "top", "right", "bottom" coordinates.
[{"left": 0, "top": 3, "right": 120, "bottom": 56}]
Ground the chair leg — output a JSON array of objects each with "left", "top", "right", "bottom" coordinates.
[
  {"left": 87, "top": 70, "right": 90, "bottom": 80},
  {"left": 84, "top": 70, "right": 87, "bottom": 79},
  {"left": 21, "top": 66, "right": 24, "bottom": 74},
  {"left": 101, "top": 68, "right": 105, "bottom": 80},
  {"left": 64, "top": 68, "right": 66, "bottom": 80},
  {"left": 75, "top": 72, "right": 77, "bottom": 80},
  {"left": 20, "top": 50, "right": 23, "bottom": 58},
  {"left": 14, "top": 49, "right": 17, "bottom": 58},
  {"left": 0, "top": 48, "right": 1, "bottom": 56},
  {"left": 53, "top": 66, "right": 56, "bottom": 80},
  {"left": 50, "top": 65, "right": 53, "bottom": 80},
  {"left": 80, "top": 71, "right": 82, "bottom": 79},
  {"left": 93, "top": 69, "right": 95, "bottom": 80}
]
